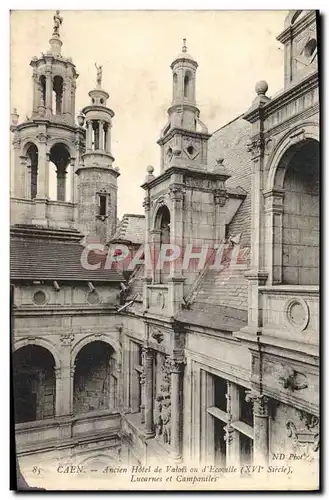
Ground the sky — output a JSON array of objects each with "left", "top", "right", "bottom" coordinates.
[{"left": 10, "top": 10, "right": 288, "bottom": 218}]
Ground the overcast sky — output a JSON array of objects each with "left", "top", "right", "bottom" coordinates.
[{"left": 11, "top": 10, "right": 288, "bottom": 217}]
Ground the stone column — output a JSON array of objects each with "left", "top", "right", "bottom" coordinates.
[
  {"left": 106, "top": 124, "right": 112, "bottom": 154},
  {"left": 54, "top": 367, "right": 62, "bottom": 417},
  {"left": 169, "top": 358, "right": 185, "bottom": 461},
  {"left": 32, "top": 72, "right": 39, "bottom": 114},
  {"left": 85, "top": 120, "right": 91, "bottom": 150},
  {"left": 246, "top": 390, "right": 269, "bottom": 467},
  {"left": 140, "top": 367, "right": 146, "bottom": 425},
  {"left": 225, "top": 382, "right": 240, "bottom": 467},
  {"left": 45, "top": 69, "right": 52, "bottom": 114},
  {"left": 58, "top": 336, "right": 75, "bottom": 416},
  {"left": 35, "top": 135, "right": 49, "bottom": 199},
  {"left": 168, "top": 180, "right": 184, "bottom": 278},
  {"left": 263, "top": 189, "right": 285, "bottom": 285},
  {"left": 150, "top": 229, "right": 161, "bottom": 283},
  {"left": 143, "top": 346, "right": 155, "bottom": 438}
]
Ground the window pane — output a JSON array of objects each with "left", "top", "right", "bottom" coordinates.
[{"left": 214, "top": 376, "right": 227, "bottom": 412}]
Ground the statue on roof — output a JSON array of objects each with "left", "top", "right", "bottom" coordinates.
[
  {"left": 53, "top": 10, "right": 63, "bottom": 36},
  {"left": 95, "top": 63, "right": 103, "bottom": 86}
]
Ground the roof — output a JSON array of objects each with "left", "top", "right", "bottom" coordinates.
[
  {"left": 208, "top": 115, "right": 252, "bottom": 250},
  {"left": 111, "top": 214, "right": 145, "bottom": 245},
  {"left": 10, "top": 235, "right": 123, "bottom": 282}
]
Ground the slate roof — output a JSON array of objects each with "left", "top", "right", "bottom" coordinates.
[
  {"left": 208, "top": 115, "right": 252, "bottom": 250},
  {"left": 10, "top": 233, "right": 123, "bottom": 282},
  {"left": 110, "top": 214, "right": 145, "bottom": 245}
]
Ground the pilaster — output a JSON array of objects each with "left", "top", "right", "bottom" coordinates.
[
  {"left": 245, "top": 389, "right": 269, "bottom": 467},
  {"left": 143, "top": 346, "right": 155, "bottom": 438}
]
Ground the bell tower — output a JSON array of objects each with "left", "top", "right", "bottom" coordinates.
[
  {"left": 76, "top": 65, "right": 119, "bottom": 242},
  {"left": 157, "top": 39, "right": 210, "bottom": 173},
  {"left": 142, "top": 40, "right": 230, "bottom": 317},
  {"left": 10, "top": 11, "right": 85, "bottom": 229}
]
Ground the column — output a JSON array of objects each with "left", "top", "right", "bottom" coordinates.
[
  {"left": 150, "top": 229, "right": 161, "bottom": 283},
  {"left": 169, "top": 358, "right": 185, "bottom": 461},
  {"left": 32, "top": 72, "right": 39, "bottom": 114},
  {"left": 225, "top": 382, "right": 240, "bottom": 467},
  {"left": 168, "top": 179, "right": 184, "bottom": 278},
  {"left": 246, "top": 390, "right": 269, "bottom": 467},
  {"left": 86, "top": 120, "right": 92, "bottom": 150},
  {"left": 263, "top": 189, "right": 284, "bottom": 284},
  {"left": 54, "top": 367, "right": 62, "bottom": 417},
  {"left": 36, "top": 138, "right": 49, "bottom": 199},
  {"left": 99, "top": 120, "right": 104, "bottom": 150},
  {"left": 140, "top": 368, "right": 146, "bottom": 424},
  {"left": 45, "top": 69, "right": 52, "bottom": 113},
  {"left": 106, "top": 125, "right": 112, "bottom": 154},
  {"left": 142, "top": 193, "right": 152, "bottom": 308},
  {"left": 143, "top": 346, "right": 155, "bottom": 438}
]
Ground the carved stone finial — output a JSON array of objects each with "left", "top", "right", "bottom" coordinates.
[
  {"left": 145, "top": 165, "right": 155, "bottom": 183},
  {"left": 255, "top": 80, "right": 268, "bottom": 96},
  {"left": 182, "top": 38, "right": 187, "bottom": 53},
  {"left": 95, "top": 63, "right": 103, "bottom": 87},
  {"left": 11, "top": 108, "right": 19, "bottom": 127}
]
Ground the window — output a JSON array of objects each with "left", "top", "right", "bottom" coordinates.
[
  {"left": 206, "top": 376, "right": 254, "bottom": 469},
  {"left": 184, "top": 72, "right": 190, "bottom": 98},
  {"left": 98, "top": 193, "right": 107, "bottom": 216}
]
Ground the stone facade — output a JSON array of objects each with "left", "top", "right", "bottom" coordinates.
[{"left": 11, "top": 10, "right": 319, "bottom": 490}]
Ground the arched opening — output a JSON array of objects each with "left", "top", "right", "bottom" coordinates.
[
  {"left": 173, "top": 72, "right": 177, "bottom": 99},
  {"left": 52, "top": 76, "right": 63, "bottom": 115},
  {"left": 282, "top": 139, "right": 319, "bottom": 285},
  {"left": 26, "top": 143, "right": 38, "bottom": 199},
  {"left": 154, "top": 205, "right": 171, "bottom": 283},
  {"left": 39, "top": 75, "right": 46, "bottom": 107},
  {"left": 92, "top": 120, "right": 100, "bottom": 150},
  {"left": 73, "top": 341, "right": 118, "bottom": 415},
  {"left": 49, "top": 143, "right": 71, "bottom": 201},
  {"left": 184, "top": 71, "right": 191, "bottom": 99},
  {"left": 13, "top": 345, "right": 56, "bottom": 424}
]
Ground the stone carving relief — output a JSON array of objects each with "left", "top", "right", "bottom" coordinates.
[
  {"left": 284, "top": 297, "right": 310, "bottom": 331},
  {"left": 168, "top": 183, "right": 185, "bottom": 202},
  {"left": 60, "top": 334, "right": 75, "bottom": 346},
  {"left": 278, "top": 366, "right": 308, "bottom": 391},
  {"left": 286, "top": 410, "right": 319, "bottom": 453},
  {"left": 150, "top": 326, "right": 164, "bottom": 344},
  {"left": 247, "top": 137, "right": 264, "bottom": 159},
  {"left": 36, "top": 133, "right": 48, "bottom": 144},
  {"left": 183, "top": 137, "right": 200, "bottom": 160},
  {"left": 154, "top": 356, "right": 171, "bottom": 444}
]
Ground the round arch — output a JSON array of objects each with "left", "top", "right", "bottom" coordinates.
[
  {"left": 21, "top": 139, "right": 38, "bottom": 157},
  {"left": 13, "top": 337, "right": 61, "bottom": 370},
  {"left": 71, "top": 334, "right": 121, "bottom": 366},
  {"left": 47, "top": 137, "right": 76, "bottom": 159},
  {"left": 266, "top": 122, "right": 319, "bottom": 192},
  {"left": 152, "top": 202, "right": 171, "bottom": 231}
]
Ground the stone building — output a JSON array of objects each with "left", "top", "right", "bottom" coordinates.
[{"left": 11, "top": 10, "right": 319, "bottom": 489}]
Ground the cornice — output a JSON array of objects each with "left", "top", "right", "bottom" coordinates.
[
  {"left": 157, "top": 126, "right": 211, "bottom": 146},
  {"left": 264, "top": 71, "right": 318, "bottom": 119},
  {"left": 244, "top": 71, "right": 318, "bottom": 125},
  {"left": 276, "top": 11, "right": 317, "bottom": 44},
  {"left": 15, "top": 120, "right": 82, "bottom": 134},
  {"left": 141, "top": 165, "right": 229, "bottom": 190}
]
